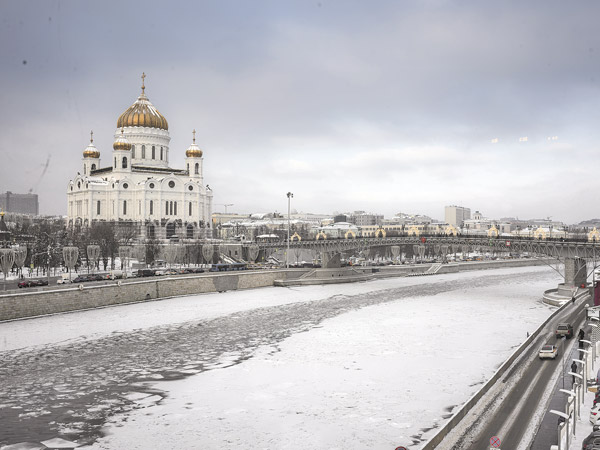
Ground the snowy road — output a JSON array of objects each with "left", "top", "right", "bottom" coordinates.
[{"left": 0, "top": 266, "right": 561, "bottom": 448}]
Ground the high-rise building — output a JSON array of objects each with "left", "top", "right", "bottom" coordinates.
[
  {"left": 0, "top": 191, "right": 39, "bottom": 215},
  {"left": 445, "top": 205, "right": 471, "bottom": 227}
]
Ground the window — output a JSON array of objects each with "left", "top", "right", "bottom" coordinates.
[
  {"left": 122, "top": 157, "right": 127, "bottom": 169},
  {"left": 174, "top": 201, "right": 177, "bottom": 215},
  {"left": 97, "top": 201, "right": 101, "bottom": 215},
  {"left": 122, "top": 183, "right": 128, "bottom": 189},
  {"left": 160, "top": 147, "right": 163, "bottom": 160},
  {"left": 169, "top": 180, "right": 175, "bottom": 188},
  {"left": 138, "top": 200, "right": 141, "bottom": 215},
  {"left": 152, "top": 146, "right": 155, "bottom": 159},
  {"left": 123, "top": 200, "right": 127, "bottom": 215},
  {"left": 189, "top": 202, "right": 192, "bottom": 216},
  {"left": 195, "top": 163, "right": 199, "bottom": 175},
  {"left": 83, "top": 166, "right": 86, "bottom": 175},
  {"left": 91, "top": 163, "right": 96, "bottom": 171},
  {"left": 187, "top": 224, "right": 194, "bottom": 238},
  {"left": 188, "top": 186, "right": 193, "bottom": 191},
  {"left": 142, "top": 145, "right": 146, "bottom": 159},
  {"left": 131, "top": 144, "right": 136, "bottom": 158},
  {"left": 149, "top": 182, "right": 155, "bottom": 189},
  {"left": 166, "top": 201, "right": 169, "bottom": 215},
  {"left": 170, "top": 201, "right": 173, "bottom": 215},
  {"left": 150, "top": 200, "right": 153, "bottom": 215},
  {"left": 114, "top": 157, "right": 117, "bottom": 168}
]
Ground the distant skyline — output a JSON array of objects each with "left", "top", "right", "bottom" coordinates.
[{"left": 2, "top": 1, "right": 600, "bottom": 223}]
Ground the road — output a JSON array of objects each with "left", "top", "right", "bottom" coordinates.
[{"left": 442, "top": 297, "right": 587, "bottom": 449}]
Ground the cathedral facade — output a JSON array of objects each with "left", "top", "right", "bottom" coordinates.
[{"left": 67, "top": 75, "right": 213, "bottom": 240}]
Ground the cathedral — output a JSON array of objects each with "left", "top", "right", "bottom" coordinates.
[{"left": 67, "top": 74, "right": 213, "bottom": 240}]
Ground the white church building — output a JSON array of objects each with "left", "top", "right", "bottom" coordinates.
[{"left": 67, "top": 74, "right": 213, "bottom": 240}]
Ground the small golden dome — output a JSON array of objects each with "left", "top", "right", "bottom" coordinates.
[
  {"left": 83, "top": 130, "right": 100, "bottom": 158},
  {"left": 113, "top": 128, "right": 132, "bottom": 151},
  {"left": 186, "top": 129, "right": 203, "bottom": 157},
  {"left": 117, "top": 74, "right": 168, "bottom": 130}
]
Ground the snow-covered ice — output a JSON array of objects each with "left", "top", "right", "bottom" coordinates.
[{"left": 36, "top": 265, "right": 561, "bottom": 450}]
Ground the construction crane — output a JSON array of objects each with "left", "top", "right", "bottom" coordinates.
[
  {"left": 29, "top": 155, "right": 51, "bottom": 193},
  {"left": 215, "top": 204, "right": 234, "bottom": 214}
]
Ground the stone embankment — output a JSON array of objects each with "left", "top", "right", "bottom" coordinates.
[{"left": 0, "top": 258, "right": 552, "bottom": 322}]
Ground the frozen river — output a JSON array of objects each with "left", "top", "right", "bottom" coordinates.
[{"left": 0, "top": 266, "right": 561, "bottom": 449}]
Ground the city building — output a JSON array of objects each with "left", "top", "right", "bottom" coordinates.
[
  {"left": 445, "top": 205, "right": 471, "bottom": 227},
  {"left": 0, "top": 191, "right": 39, "bottom": 215},
  {"left": 66, "top": 75, "right": 213, "bottom": 240},
  {"left": 348, "top": 211, "right": 384, "bottom": 227}
]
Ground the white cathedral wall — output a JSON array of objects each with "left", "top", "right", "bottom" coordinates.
[{"left": 118, "top": 127, "right": 170, "bottom": 169}]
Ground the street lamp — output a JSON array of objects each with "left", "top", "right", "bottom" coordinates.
[{"left": 286, "top": 192, "right": 293, "bottom": 269}]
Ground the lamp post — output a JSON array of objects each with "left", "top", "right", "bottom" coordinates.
[{"left": 286, "top": 192, "right": 293, "bottom": 269}]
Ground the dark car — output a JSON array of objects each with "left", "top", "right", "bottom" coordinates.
[
  {"left": 72, "top": 275, "right": 92, "bottom": 283},
  {"left": 556, "top": 323, "right": 574, "bottom": 339},
  {"left": 17, "top": 279, "right": 49, "bottom": 288},
  {"left": 89, "top": 274, "right": 104, "bottom": 282},
  {"left": 137, "top": 269, "right": 156, "bottom": 277},
  {"left": 583, "top": 431, "right": 600, "bottom": 449}
]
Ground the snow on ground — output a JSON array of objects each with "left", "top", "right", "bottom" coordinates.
[
  {"left": 0, "top": 265, "right": 555, "bottom": 353},
  {"left": 58, "top": 265, "right": 563, "bottom": 450}
]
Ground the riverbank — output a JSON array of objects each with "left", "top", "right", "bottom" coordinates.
[{"left": 0, "top": 258, "right": 553, "bottom": 322}]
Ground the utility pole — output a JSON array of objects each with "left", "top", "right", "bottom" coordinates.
[{"left": 286, "top": 192, "right": 293, "bottom": 269}]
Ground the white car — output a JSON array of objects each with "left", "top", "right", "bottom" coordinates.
[
  {"left": 591, "top": 405, "right": 600, "bottom": 425},
  {"left": 538, "top": 344, "right": 558, "bottom": 359}
]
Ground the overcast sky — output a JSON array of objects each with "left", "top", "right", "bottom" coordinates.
[{"left": 1, "top": 0, "right": 600, "bottom": 223}]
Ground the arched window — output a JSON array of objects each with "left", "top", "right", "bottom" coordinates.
[
  {"left": 131, "top": 145, "right": 136, "bottom": 158},
  {"left": 174, "top": 201, "right": 177, "bottom": 216},
  {"left": 122, "top": 157, "right": 127, "bottom": 169},
  {"left": 123, "top": 200, "right": 127, "bottom": 215},
  {"left": 189, "top": 202, "right": 192, "bottom": 216},
  {"left": 142, "top": 145, "right": 146, "bottom": 159},
  {"left": 150, "top": 200, "right": 153, "bottom": 215},
  {"left": 147, "top": 225, "right": 155, "bottom": 239},
  {"left": 152, "top": 146, "right": 155, "bottom": 159},
  {"left": 83, "top": 166, "right": 86, "bottom": 175},
  {"left": 169, "top": 201, "right": 173, "bottom": 216},
  {"left": 166, "top": 222, "right": 176, "bottom": 239},
  {"left": 114, "top": 157, "right": 117, "bottom": 168},
  {"left": 91, "top": 163, "right": 96, "bottom": 171},
  {"left": 195, "top": 163, "right": 199, "bottom": 175},
  {"left": 160, "top": 147, "right": 163, "bottom": 160},
  {"left": 97, "top": 200, "right": 101, "bottom": 215},
  {"left": 187, "top": 163, "right": 189, "bottom": 173},
  {"left": 165, "top": 201, "right": 169, "bottom": 215}
]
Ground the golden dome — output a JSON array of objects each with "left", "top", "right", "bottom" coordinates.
[
  {"left": 186, "top": 129, "right": 203, "bottom": 157},
  {"left": 83, "top": 130, "right": 100, "bottom": 158},
  {"left": 113, "top": 128, "right": 132, "bottom": 151},
  {"left": 117, "top": 74, "right": 168, "bottom": 130}
]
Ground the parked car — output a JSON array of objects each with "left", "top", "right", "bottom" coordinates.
[
  {"left": 72, "top": 275, "right": 93, "bottom": 283},
  {"left": 582, "top": 430, "right": 600, "bottom": 449},
  {"left": 137, "top": 269, "right": 155, "bottom": 277},
  {"left": 18, "top": 279, "right": 49, "bottom": 288},
  {"left": 538, "top": 344, "right": 558, "bottom": 360},
  {"left": 556, "top": 323, "right": 574, "bottom": 339},
  {"left": 56, "top": 274, "right": 72, "bottom": 284}
]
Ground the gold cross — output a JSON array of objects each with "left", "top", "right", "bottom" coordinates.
[
  {"left": 141, "top": 72, "right": 146, "bottom": 92},
  {"left": 192, "top": 129, "right": 196, "bottom": 143},
  {"left": 90, "top": 130, "right": 93, "bottom": 143}
]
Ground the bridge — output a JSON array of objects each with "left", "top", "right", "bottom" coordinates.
[{"left": 250, "top": 236, "right": 600, "bottom": 286}]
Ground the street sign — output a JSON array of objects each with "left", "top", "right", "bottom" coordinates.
[
  {"left": 420, "top": 237, "right": 426, "bottom": 243},
  {"left": 490, "top": 436, "right": 501, "bottom": 448},
  {"left": 505, "top": 240, "right": 511, "bottom": 247}
]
